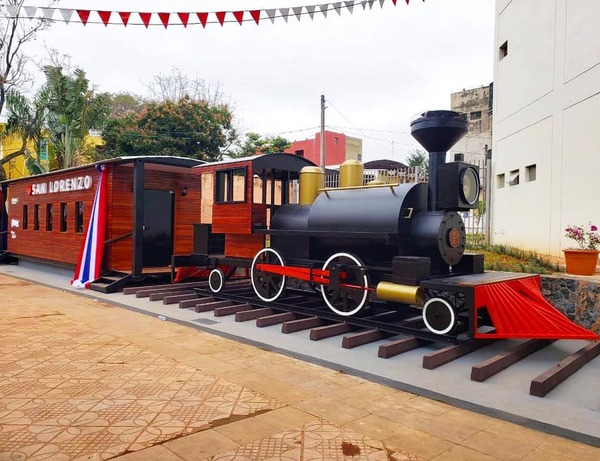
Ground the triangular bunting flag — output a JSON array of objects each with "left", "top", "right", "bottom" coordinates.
[
  {"left": 178, "top": 12, "right": 189, "bottom": 28},
  {"left": 158, "top": 12, "right": 170, "bottom": 28},
  {"left": 380, "top": 0, "right": 386, "bottom": 7},
  {"left": 368, "top": 0, "right": 376, "bottom": 9},
  {"left": 319, "top": 4, "right": 329, "bottom": 18},
  {"left": 406, "top": 0, "right": 410, "bottom": 4},
  {"left": 280, "top": 8, "right": 290, "bottom": 23},
  {"left": 250, "top": 10, "right": 260, "bottom": 25},
  {"left": 266, "top": 9, "right": 276, "bottom": 24},
  {"left": 6, "top": 5, "right": 19, "bottom": 17},
  {"left": 392, "top": 0, "right": 397, "bottom": 5},
  {"left": 98, "top": 11, "right": 111, "bottom": 27},
  {"left": 216, "top": 11, "right": 226, "bottom": 26},
  {"left": 292, "top": 7, "right": 303, "bottom": 21},
  {"left": 60, "top": 9, "right": 73, "bottom": 23},
  {"left": 24, "top": 6, "right": 37, "bottom": 18},
  {"left": 77, "top": 10, "right": 90, "bottom": 26},
  {"left": 40, "top": 8, "right": 54, "bottom": 20},
  {"left": 306, "top": 5, "right": 316, "bottom": 19},
  {"left": 119, "top": 12, "right": 131, "bottom": 26},
  {"left": 233, "top": 11, "right": 244, "bottom": 25},
  {"left": 139, "top": 12, "right": 152, "bottom": 28},
  {"left": 361, "top": 1, "right": 368, "bottom": 10},
  {"left": 345, "top": 1, "right": 354, "bottom": 14},
  {"left": 197, "top": 12, "right": 208, "bottom": 28},
  {"left": 333, "top": 2, "right": 342, "bottom": 15}
]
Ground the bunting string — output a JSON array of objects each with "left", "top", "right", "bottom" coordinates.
[{"left": 1, "top": 1, "right": 424, "bottom": 28}]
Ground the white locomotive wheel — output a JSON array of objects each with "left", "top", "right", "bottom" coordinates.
[
  {"left": 321, "top": 252, "right": 369, "bottom": 317},
  {"left": 250, "top": 248, "right": 286, "bottom": 302},
  {"left": 208, "top": 268, "right": 225, "bottom": 293},
  {"left": 422, "top": 297, "right": 456, "bottom": 335}
]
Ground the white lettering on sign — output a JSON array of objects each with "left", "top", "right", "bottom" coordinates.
[
  {"left": 30, "top": 175, "right": 93, "bottom": 195},
  {"left": 11, "top": 219, "right": 19, "bottom": 228},
  {"left": 11, "top": 198, "right": 18, "bottom": 205},
  {"left": 11, "top": 231, "right": 16, "bottom": 239}
]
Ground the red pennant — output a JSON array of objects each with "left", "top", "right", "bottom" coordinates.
[
  {"left": 216, "top": 11, "right": 226, "bottom": 26},
  {"left": 98, "top": 11, "right": 111, "bottom": 27},
  {"left": 197, "top": 12, "right": 208, "bottom": 28},
  {"left": 139, "top": 12, "right": 152, "bottom": 28},
  {"left": 178, "top": 12, "right": 189, "bottom": 28},
  {"left": 392, "top": 0, "right": 397, "bottom": 4},
  {"left": 250, "top": 10, "right": 260, "bottom": 25},
  {"left": 233, "top": 11, "right": 244, "bottom": 25},
  {"left": 158, "top": 12, "right": 170, "bottom": 28},
  {"left": 77, "top": 10, "right": 90, "bottom": 26},
  {"left": 119, "top": 12, "right": 131, "bottom": 26}
]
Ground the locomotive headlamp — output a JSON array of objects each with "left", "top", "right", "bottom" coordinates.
[
  {"left": 460, "top": 167, "right": 480, "bottom": 205},
  {"left": 437, "top": 162, "right": 481, "bottom": 211}
]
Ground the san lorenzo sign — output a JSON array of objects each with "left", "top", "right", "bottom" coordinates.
[{"left": 28, "top": 175, "right": 93, "bottom": 195}]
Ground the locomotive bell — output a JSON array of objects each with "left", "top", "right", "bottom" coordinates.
[{"left": 410, "top": 110, "right": 478, "bottom": 212}]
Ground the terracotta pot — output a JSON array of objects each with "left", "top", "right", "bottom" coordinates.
[{"left": 563, "top": 249, "right": 600, "bottom": 276}]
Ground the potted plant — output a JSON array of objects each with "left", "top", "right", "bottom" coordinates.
[{"left": 563, "top": 223, "right": 600, "bottom": 275}]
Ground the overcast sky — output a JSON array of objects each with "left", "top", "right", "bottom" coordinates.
[{"left": 22, "top": 0, "right": 495, "bottom": 163}]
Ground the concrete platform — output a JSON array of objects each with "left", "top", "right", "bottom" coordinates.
[{"left": 1, "top": 261, "right": 599, "bottom": 460}]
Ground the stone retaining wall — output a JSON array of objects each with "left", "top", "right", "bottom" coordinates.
[{"left": 541, "top": 275, "right": 600, "bottom": 333}]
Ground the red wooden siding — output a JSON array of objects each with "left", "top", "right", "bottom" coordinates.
[
  {"left": 224, "top": 233, "right": 265, "bottom": 259},
  {"left": 6, "top": 166, "right": 98, "bottom": 265}
]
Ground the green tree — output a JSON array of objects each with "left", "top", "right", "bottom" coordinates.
[
  {"left": 405, "top": 148, "right": 429, "bottom": 174},
  {"left": 229, "top": 132, "right": 291, "bottom": 158},
  {"left": 101, "top": 97, "right": 236, "bottom": 162},
  {"left": 107, "top": 92, "right": 145, "bottom": 118},
  {"left": 44, "top": 66, "right": 111, "bottom": 169},
  {"left": 0, "top": 88, "right": 50, "bottom": 181}
]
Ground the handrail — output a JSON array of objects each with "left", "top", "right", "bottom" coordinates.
[{"left": 104, "top": 231, "right": 133, "bottom": 245}]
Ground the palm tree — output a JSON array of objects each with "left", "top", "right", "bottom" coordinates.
[
  {"left": 44, "top": 66, "right": 110, "bottom": 169},
  {"left": 0, "top": 88, "right": 50, "bottom": 181}
]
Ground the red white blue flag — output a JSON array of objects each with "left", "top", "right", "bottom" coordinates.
[{"left": 72, "top": 164, "right": 108, "bottom": 288}]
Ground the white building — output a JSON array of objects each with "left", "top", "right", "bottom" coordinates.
[{"left": 491, "top": 0, "right": 600, "bottom": 256}]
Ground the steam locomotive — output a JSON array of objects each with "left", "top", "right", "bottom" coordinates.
[{"left": 180, "top": 110, "right": 597, "bottom": 342}]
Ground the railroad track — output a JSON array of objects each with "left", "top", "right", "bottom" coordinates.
[{"left": 123, "top": 280, "right": 600, "bottom": 398}]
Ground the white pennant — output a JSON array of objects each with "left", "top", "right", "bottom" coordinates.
[
  {"left": 279, "top": 8, "right": 290, "bottom": 23},
  {"left": 266, "top": 9, "right": 277, "bottom": 24},
  {"left": 319, "top": 4, "right": 329, "bottom": 18},
  {"left": 60, "top": 9, "right": 73, "bottom": 24},
  {"left": 361, "top": 1, "right": 368, "bottom": 10},
  {"left": 23, "top": 6, "right": 37, "bottom": 18},
  {"left": 333, "top": 2, "right": 342, "bottom": 15},
  {"left": 379, "top": 0, "right": 386, "bottom": 8},
  {"left": 368, "top": 0, "right": 376, "bottom": 9},
  {"left": 40, "top": 8, "right": 54, "bottom": 20},
  {"left": 345, "top": 1, "right": 355, "bottom": 14},
  {"left": 306, "top": 5, "right": 316, "bottom": 19},
  {"left": 292, "top": 7, "right": 303, "bottom": 21},
  {"left": 6, "top": 5, "right": 20, "bottom": 17}
]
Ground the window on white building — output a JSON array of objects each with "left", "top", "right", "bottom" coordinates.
[
  {"left": 496, "top": 173, "right": 505, "bottom": 189},
  {"left": 499, "top": 41, "right": 508, "bottom": 60},
  {"left": 526, "top": 164, "right": 537, "bottom": 182},
  {"left": 509, "top": 169, "right": 520, "bottom": 186}
]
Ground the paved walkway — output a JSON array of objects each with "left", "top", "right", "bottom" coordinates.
[{"left": 1, "top": 273, "right": 599, "bottom": 461}]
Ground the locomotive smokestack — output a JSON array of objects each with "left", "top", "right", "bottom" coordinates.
[{"left": 410, "top": 110, "right": 468, "bottom": 211}]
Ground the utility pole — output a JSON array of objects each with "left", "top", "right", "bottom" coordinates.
[{"left": 320, "top": 95, "right": 326, "bottom": 170}]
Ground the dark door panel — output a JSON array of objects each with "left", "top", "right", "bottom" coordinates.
[{"left": 143, "top": 190, "right": 173, "bottom": 267}]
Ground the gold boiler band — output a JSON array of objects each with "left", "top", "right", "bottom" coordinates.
[{"left": 376, "top": 282, "right": 425, "bottom": 307}]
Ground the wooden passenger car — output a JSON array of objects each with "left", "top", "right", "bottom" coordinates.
[{"left": 0, "top": 156, "right": 203, "bottom": 290}]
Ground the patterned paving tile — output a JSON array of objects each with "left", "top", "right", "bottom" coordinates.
[
  {"left": 0, "top": 297, "right": 282, "bottom": 460},
  {"left": 212, "top": 419, "right": 425, "bottom": 461}
]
